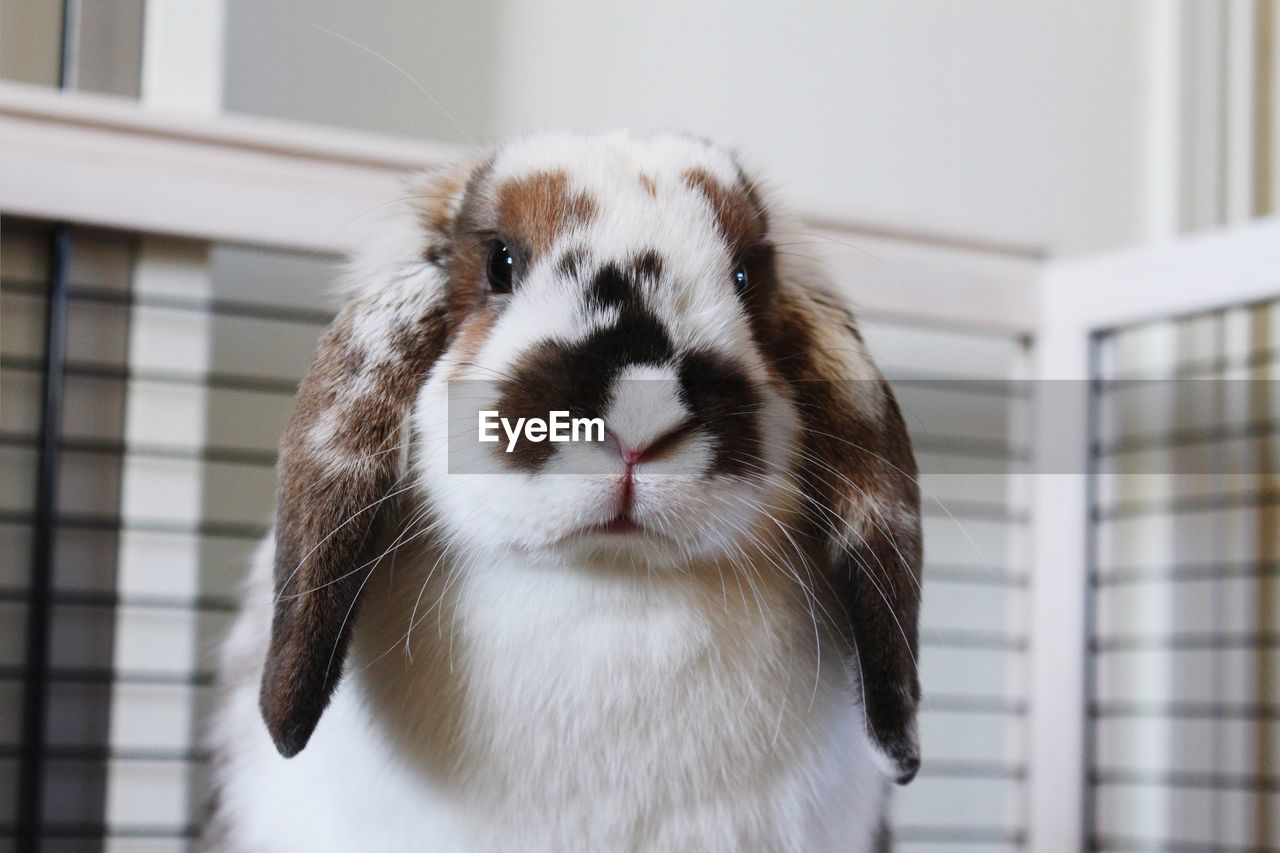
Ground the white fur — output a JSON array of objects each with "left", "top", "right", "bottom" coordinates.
[
  {"left": 210, "top": 132, "right": 894, "bottom": 851},
  {"left": 213, "top": 538, "right": 887, "bottom": 852}
]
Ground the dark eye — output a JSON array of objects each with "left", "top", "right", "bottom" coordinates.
[
  {"left": 732, "top": 263, "right": 749, "bottom": 291},
  {"left": 487, "top": 244, "right": 516, "bottom": 293}
]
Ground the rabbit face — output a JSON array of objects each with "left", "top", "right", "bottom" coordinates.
[{"left": 413, "top": 133, "right": 802, "bottom": 567}]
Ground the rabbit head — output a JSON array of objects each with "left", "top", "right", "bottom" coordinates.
[{"left": 259, "top": 131, "right": 923, "bottom": 785}]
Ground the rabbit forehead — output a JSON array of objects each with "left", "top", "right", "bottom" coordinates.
[
  {"left": 464, "top": 132, "right": 764, "bottom": 261},
  {"left": 488, "top": 131, "right": 743, "bottom": 195}
]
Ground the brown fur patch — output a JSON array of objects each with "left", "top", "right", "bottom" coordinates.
[
  {"left": 262, "top": 296, "right": 452, "bottom": 758},
  {"left": 444, "top": 239, "right": 486, "bottom": 331},
  {"left": 447, "top": 309, "right": 499, "bottom": 378},
  {"left": 417, "top": 173, "right": 463, "bottom": 234},
  {"left": 495, "top": 170, "right": 597, "bottom": 259},
  {"left": 441, "top": 170, "right": 597, "bottom": 326},
  {"left": 683, "top": 168, "right": 766, "bottom": 252},
  {"left": 766, "top": 285, "right": 923, "bottom": 783},
  {"left": 411, "top": 166, "right": 468, "bottom": 262},
  {"left": 259, "top": 161, "right": 472, "bottom": 759},
  {"left": 639, "top": 173, "right": 657, "bottom": 197}
]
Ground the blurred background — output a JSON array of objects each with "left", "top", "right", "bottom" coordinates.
[{"left": 1, "top": 1, "right": 1278, "bottom": 851}]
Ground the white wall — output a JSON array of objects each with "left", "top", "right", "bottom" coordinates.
[
  {"left": 485, "top": 0, "right": 1152, "bottom": 256},
  {"left": 221, "top": 0, "right": 1157, "bottom": 256},
  {"left": 222, "top": 0, "right": 499, "bottom": 144}
]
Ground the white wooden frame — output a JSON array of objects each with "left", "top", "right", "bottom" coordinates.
[
  {"left": 1028, "top": 216, "right": 1280, "bottom": 852},
  {"left": 0, "top": 82, "right": 1038, "bottom": 334},
  {"left": 1145, "top": 0, "right": 1269, "bottom": 235},
  {"left": 0, "top": 83, "right": 460, "bottom": 255}
]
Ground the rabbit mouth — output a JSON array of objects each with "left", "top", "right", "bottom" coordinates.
[
  {"left": 590, "top": 515, "right": 643, "bottom": 535},
  {"left": 565, "top": 514, "right": 649, "bottom": 541},
  {"left": 555, "top": 512, "right": 680, "bottom": 549}
]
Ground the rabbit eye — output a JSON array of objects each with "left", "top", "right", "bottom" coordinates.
[
  {"left": 487, "top": 244, "right": 516, "bottom": 293},
  {"left": 732, "top": 263, "right": 749, "bottom": 291}
]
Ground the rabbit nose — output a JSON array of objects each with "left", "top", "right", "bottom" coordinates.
[{"left": 606, "top": 421, "right": 696, "bottom": 466}]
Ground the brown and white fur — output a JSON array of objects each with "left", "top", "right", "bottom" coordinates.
[{"left": 207, "top": 131, "right": 923, "bottom": 852}]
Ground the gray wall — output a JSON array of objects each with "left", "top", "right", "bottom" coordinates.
[{"left": 221, "top": 0, "right": 499, "bottom": 144}]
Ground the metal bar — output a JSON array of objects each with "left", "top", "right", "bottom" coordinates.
[
  {"left": 889, "top": 375, "right": 1034, "bottom": 398},
  {"left": 911, "top": 435, "right": 1032, "bottom": 460},
  {"left": 1096, "top": 489, "right": 1280, "bottom": 521},
  {"left": 1097, "top": 338, "right": 1280, "bottom": 383},
  {"left": 15, "top": 225, "right": 71, "bottom": 851},
  {"left": 1092, "top": 633, "right": 1280, "bottom": 652},
  {"left": 2, "top": 823, "right": 204, "bottom": 839},
  {"left": 915, "top": 760, "right": 1029, "bottom": 780},
  {"left": 919, "top": 631, "right": 1030, "bottom": 652},
  {"left": 892, "top": 827, "right": 1027, "bottom": 844},
  {"left": 0, "top": 276, "right": 334, "bottom": 325},
  {"left": 15, "top": 11, "right": 80, "bottom": 844},
  {"left": 1092, "top": 835, "right": 1278, "bottom": 853},
  {"left": 0, "top": 355, "right": 302, "bottom": 395},
  {"left": 0, "top": 510, "right": 267, "bottom": 539},
  {"left": 0, "top": 432, "right": 278, "bottom": 467},
  {"left": 919, "top": 695, "right": 1029, "bottom": 715},
  {"left": 1095, "top": 561, "right": 1280, "bottom": 585},
  {"left": 1096, "top": 416, "right": 1280, "bottom": 457},
  {"left": 0, "top": 746, "right": 213, "bottom": 763},
  {"left": 1092, "top": 702, "right": 1280, "bottom": 720},
  {"left": 0, "top": 667, "right": 216, "bottom": 687},
  {"left": 1082, "top": 334, "right": 1107, "bottom": 850},
  {"left": 1091, "top": 769, "right": 1280, "bottom": 793},
  {"left": 0, "top": 587, "right": 238, "bottom": 613},
  {"left": 925, "top": 565, "right": 1030, "bottom": 587}
]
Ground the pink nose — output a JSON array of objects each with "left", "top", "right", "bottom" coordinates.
[{"left": 607, "top": 421, "right": 695, "bottom": 466}]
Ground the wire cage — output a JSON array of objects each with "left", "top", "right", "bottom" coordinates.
[
  {"left": 1087, "top": 303, "right": 1280, "bottom": 850},
  {"left": 1, "top": 223, "right": 337, "bottom": 848}
]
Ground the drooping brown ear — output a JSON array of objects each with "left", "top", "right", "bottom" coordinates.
[
  {"left": 259, "top": 166, "right": 467, "bottom": 757},
  {"left": 831, "top": 385, "right": 923, "bottom": 784},
  {"left": 774, "top": 289, "right": 924, "bottom": 784}
]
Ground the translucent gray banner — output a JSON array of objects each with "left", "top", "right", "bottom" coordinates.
[{"left": 439, "top": 379, "right": 1280, "bottom": 476}]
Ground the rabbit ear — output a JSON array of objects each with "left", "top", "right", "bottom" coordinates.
[
  {"left": 830, "top": 384, "right": 923, "bottom": 785},
  {"left": 776, "top": 291, "right": 923, "bottom": 785},
  {"left": 259, "top": 167, "right": 466, "bottom": 758}
]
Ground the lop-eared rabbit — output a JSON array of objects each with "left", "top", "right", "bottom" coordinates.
[{"left": 207, "top": 132, "right": 922, "bottom": 852}]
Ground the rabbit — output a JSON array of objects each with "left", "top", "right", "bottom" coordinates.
[{"left": 205, "top": 131, "right": 922, "bottom": 853}]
